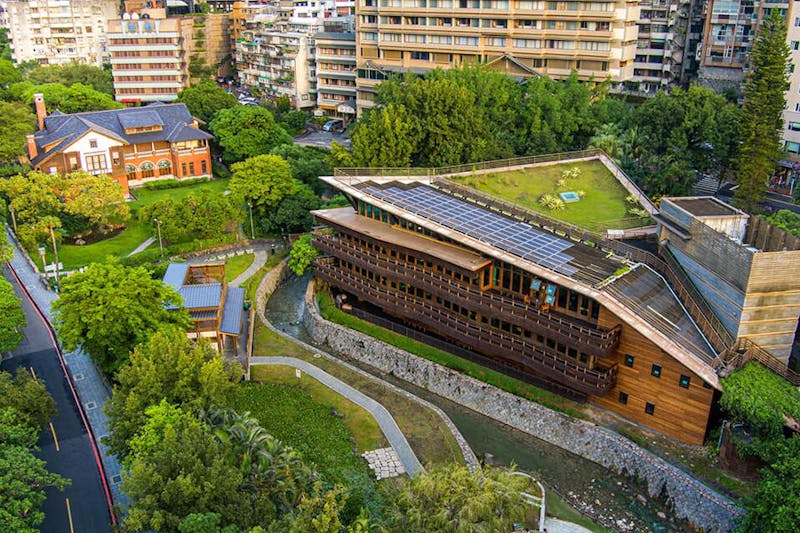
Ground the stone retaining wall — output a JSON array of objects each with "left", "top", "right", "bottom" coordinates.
[{"left": 302, "top": 281, "right": 743, "bottom": 533}]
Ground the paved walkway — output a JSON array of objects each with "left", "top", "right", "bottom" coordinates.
[
  {"left": 230, "top": 248, "right": 267, "bottom": 287},
  {"left": 4, "top": 229, "right": 126, "bottom": 508},
  {"left": 250, "top": 355, "right": 423, "bottom": 476},
  {"left": 126, "top": 237, "right": 154, "bottom": 257},
  {"left": 543, "top": 518, "right": 596, "bottom": 533}
]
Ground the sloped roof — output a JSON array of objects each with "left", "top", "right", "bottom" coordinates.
[
  {"left": 180, "top": 284, "right": 222, "bottom": 309},
  {"left": 220, "top": 287, "right": 245, "bottom": 335},
  {"left": 163, "top": 263, "right": 189, "bottom": 291},
  {"left": 31, "top": 103, "right": 212, "bottom": 166}
]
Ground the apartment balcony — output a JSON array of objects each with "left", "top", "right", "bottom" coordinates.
[
  {"left": 313, "top": 235, "right": 621, "bottom": 358},
  {"left": 314, "top": 258, "right": 618, "bottom": 396}
]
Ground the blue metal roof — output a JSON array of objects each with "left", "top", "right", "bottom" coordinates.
[
  {"left": 163, "top": 263, "right": 189, "bottom": 291},
  {"left": 180, "top": 284, "right": 222, "bottom": 309},
  {"left": 118, "top": 110, "right": 164, "bottom": 130},
  {"left": 220, "top": 287, "right": 245, "bottom": 335}
]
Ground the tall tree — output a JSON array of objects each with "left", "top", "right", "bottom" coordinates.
[
  {"left": 383, "top": 464, "right": 530, "bottom": 533},
  {"left": 0, "top": 171, "right": 60, "bottom": 230},
  {"left": 0, "top": 370, "right": 55, "bottom": 430},
  {"left": 105, "top": 329, "right": 240, "bottom": 458},
  {"left": 0, "top": 101, "right": 36, "bottom": 163},
  {"left": 288, "top": 234, "right": 318, "bottom": 276},
  {"left": 58, "top": 170, "right": 130, "bottom": 232},
  {"left": 230, "top": 154, "right": 298, "bottom": 211},
  {"left": 10, "top": 82, "right": 122, "bottom": 113},
  {"left": 52, "top": 261, "right": 190, "bottom": 374},
  {"left": 351, "top": 104, "right": 417, "bottom": 167},
  {"left": 25, "top": 63, "right": 113, "bottom": 95},
  {"left": 734, "top": 10, "right": 790, "bottom": 212},
  {"left": 176, "top": 80, "right": 238, "bottom": 125},
  {"left": 209, "top": 106, "right": 292, "bottom": 163},
  {"left": 0, "top": 279, "right": 26, "bottom": 356}
]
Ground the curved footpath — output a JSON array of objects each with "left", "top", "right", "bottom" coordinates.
[
  {"left": 254, "top": 260, "right": 481, "bottom": 472},
  {"left": 250, "top": 355, "right": 422, "bottom": 476}
]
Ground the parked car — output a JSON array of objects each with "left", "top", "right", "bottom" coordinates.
[{"left": 322, "top": 118, "right": 345, "bottom": 133}]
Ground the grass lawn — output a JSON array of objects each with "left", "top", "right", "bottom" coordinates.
[
  {"left": 228, "top": 377, "right": 380, "bottom": 516},
  {"left": 252, "top": 319, "right": 464, "bottom": 467},
  {"left": 453, "top": 160, "right": 651, "bottom": 232},
  {"left": 249, "top": 365, "right": 385, "bottom": 451},
  {"left": 224, "top": 253, "right": 254, "bottom": 282},
  {"left": 48, "top": 179, "right": 231, "bottom": 270},
  {"left": 317, "top": 291, "right": 586, "bottom": 419}
]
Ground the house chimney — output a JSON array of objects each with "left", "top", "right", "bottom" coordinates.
[
  {"left": 26, "top": 134, "right": 37, "bottom": 160},
  {"left": 33, "top": 93, "right": 46, "bottom": 131}
]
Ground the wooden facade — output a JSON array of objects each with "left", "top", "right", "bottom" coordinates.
[{"left": 312, "top": 183, "right": 722, "bottom": 445}]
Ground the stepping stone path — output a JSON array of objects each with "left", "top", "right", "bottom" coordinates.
[{"left": 362, "top": 447, "right": 406, "bottom": 480}]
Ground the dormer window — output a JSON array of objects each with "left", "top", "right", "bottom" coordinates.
[{"left": 89, "top": 139, "right": 98, "bottom": 148}]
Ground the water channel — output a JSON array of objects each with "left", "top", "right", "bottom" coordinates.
[{"left": 265, "top": 274, "right": 690, "bottom": 533}]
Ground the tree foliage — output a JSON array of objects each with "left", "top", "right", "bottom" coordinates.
[
  {"left": 176, "top": 80, "right": 238, "bottom": 125},
  {"left": 25, "top": 63, "right": 113, "bottom": 95},
  {"left": 9, "top": 82, "right": 122, "bottom": 114},
  {"left": 762, "top": 209, "right": 800, "bottom": 238},
  {"left": 52, "top": 261, "right": 190, "bottom": 374},
  {"left": 0, "top": 370, "right": 55, "bottom": 430},
  {"left": 383, "top": 464, "right": 529, "bottom": 533},
  {"left": 351, "top": 103, "right": 418, "bottom": 167},
  {"left": 288, "top": 234, "right": 318, "bottom": 276},
  {"left": 139, "top": 190, "right": 241, "bottom": 244},
  {"left": 734, "top": 10, "right": 790, "bottom": 212},
  {"left": 230, "top": 155, "right": 298, "bottom": 210},
  {"left": 261, "top": 185, "right": 320, "bottom": 236},
  {"left": 105, "top": 329, "right": 240, "bottom": 458},
  {"left": 209, "top": 106, "right": 292, "bottom": 163},
  {"left": 58, "top": 170, "right": 130, "bottom": 230},
  {"left": 269, "top": 144, "right": 331, "bottom": 195},
  {"left": 0, "top": 101, "right": 36, "bottom": 163},
  {"left": 0, "top": 278, "right": 26, "bottom": 355}
]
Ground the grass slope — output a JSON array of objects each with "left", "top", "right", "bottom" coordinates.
[
  {"left": 224, "top": 253, "right": 254, "bottom": 283},
  {"left": 454, "top": 160, "right": 650, "bottom": 232}
]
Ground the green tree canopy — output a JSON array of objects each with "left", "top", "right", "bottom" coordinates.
[
  {"left": 9, "top": 82, "right": 122, "bottom": 114},
  {"left": 0, "top": 101, "right": 36, "bottom": 163},
  {"left": 262, "top": 185, "right": 320, "bottom": 237},
  {"left": 269, "top": 144, "right": 331, "bottom": 195},
  {"left": 734, "top": 10, "right": 790, "bottom": 212},
  {"left": 0, "top": 278, "right": 26, "bottom": 355},
  {"left": 176, "top": 80, "right": 238, "bottom": 125},
  {"left": 762, "top": 209, "right": 800, "bottom": 238},
  {"left": 0, "top": 370, "right": 55, "bottom": 430},
  {"left": 52, "top": 261, "right": 190, "bottom": 374},
  {"left": 288, "top": 234, "right": 318, "bottom": 276},
  {"left": 0, "top": 171, "right": 60, "bottom": 229},
  {"left": 58, "top": 170, "right": 130, "bottom": 232},
  {"left": 230, "top": 154, "right": 298, "bottom": 210},
  {"left": 209, "top": 105, "right": 292, "bottom": 163},
  {"left": 383, "top": 464, "right": 530, "bottom": 533},
  {"left": 105, "top": 328, "right": 241, "bottom": 458},
  {"left": 351, "top": 103, "right": 417, "bottom": 167},
  {"left": 139, "top": 190, "right": 241, "bottom": 244},
  {"left": 25, "top": 63, "right": 113, "bottom": 95},
  {"left": 0, "top": 59, "right": 22, "bottom": 96}
]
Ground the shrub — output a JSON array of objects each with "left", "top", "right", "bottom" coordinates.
[
  {"left": 538, "top": 193, "right": 565, "bottom": 211},
  {"left": 140, "top": 177, "right": 211, "bottom": 191},
  {"left": 561, "top": 167, "right": 581, "bottom": 180}
]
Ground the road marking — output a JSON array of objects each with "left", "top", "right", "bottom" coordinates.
[
  {"left": 65, "top": 498, "right": 74, "bottom": 533},
  {"left": 29, "top": 367, "right": 38, "bottom": 381},
  {"left": 49, "top": 422, "right": 60, "bottom": 452}
]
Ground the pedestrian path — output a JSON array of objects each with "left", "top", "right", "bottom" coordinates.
[
  {"left": 4, "top": 229, "right": 126, "bottom": 507},
  {"left": 249, "top": 355, "right": 423, "bottom": 476},
  {"left": 126, "top": 237, "right": 154, "bottom": 257},
  {"left": 543, "top": 518, "right": 596, "bottom": 533},
  {"left": 231, "top": 248, "right": 267, "bottom": 287}
]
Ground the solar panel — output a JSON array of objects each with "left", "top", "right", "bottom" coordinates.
[{"left": 361, "top": 184, "right": 578, "bottom": 276}]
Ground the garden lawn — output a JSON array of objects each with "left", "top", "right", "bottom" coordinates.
[
  {"left": 454, "top": 160, "right": 650, "bottom": 232},
  {"left": 252, "top": 319, "right": 463, "bottom": 467},
  {"left": 228, "top": 377, "right": 381, "bottom": 516},
  {"left": 224, "top": 253, "right": 254, "bottom": 282},
  {"left": 249, "top": 365, "right": 385, "bottom": 451},
  {"left": 51, "top": 179, "right": 231, "bottom": 270}
]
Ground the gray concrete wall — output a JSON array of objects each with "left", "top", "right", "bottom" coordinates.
[{"left": 302, "top": 281, "right": 742, "bottom": 533}]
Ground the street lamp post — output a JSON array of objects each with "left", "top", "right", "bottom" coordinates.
[
  {"left": 248, "top": 202, "right": 255, "bottom": 240},
  {"left": 37, "top": 245, "right": 46, "bottom": 274},
  {"left": 153, "top": 218, "right": 163, "bottom": 256}
]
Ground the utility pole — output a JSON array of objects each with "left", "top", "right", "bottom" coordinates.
[
  {"left": 153, "top": 218, "right": 163, "bottom": 256},
  {"left": 248, "top": 202, "right": 255, "bottom": 240}
]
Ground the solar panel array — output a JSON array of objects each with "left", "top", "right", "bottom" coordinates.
[{"left": 360, "top": 184, "right": 579, "bottom": 276}]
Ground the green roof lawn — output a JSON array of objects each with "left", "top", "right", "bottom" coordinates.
[{"left": 452, "top": 160, "right": 651, "bottom": 232}]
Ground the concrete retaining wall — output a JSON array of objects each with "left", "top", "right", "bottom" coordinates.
[{"left": 302, "top": 281, "right": 743, "bottom": 533}]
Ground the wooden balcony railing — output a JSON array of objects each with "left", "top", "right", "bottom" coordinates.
[
  {"left": 315, "top": 258, "right": 618, "bottom": 396},
  {"left": 314, "top": 234, "right": 621, "bottom": 358}
]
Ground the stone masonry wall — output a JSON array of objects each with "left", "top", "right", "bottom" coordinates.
[{"left": 302, "top": 281, "right": 743, "bottom": 533}]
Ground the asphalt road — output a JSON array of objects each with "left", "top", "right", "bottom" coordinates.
[{"left": 2, "top": 267, "right": 113, "bottom": 533}]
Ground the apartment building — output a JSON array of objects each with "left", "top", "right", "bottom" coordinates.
[
  {"left": 4, "top": 0, "right": 119, "bottom": 66},
  {"left": 354, "top": 0, "right": 640, "bottom": 110},
  {"left": 314, "top": 31, "right": 356, "bottom": 117},
  {"left": 625, "top": 0, "right": 692, "bottom": 95},
  {"left": 782, "top": 2, "right": 800, "bottom": 157},
  {"left": 234, "top": 0, "right": 354, "bottom": 109}
]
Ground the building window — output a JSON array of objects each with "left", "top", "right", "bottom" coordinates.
[
  {"left": 125, "top": 164, "right": 137, "bottom": 179},
  {"left": 158, "top": 159, "right": 172, "bottom": 176},
  {"left": 201, "top": 159, "right": 208, "bottom": 175},
  {"left": 624, "top": 354, "right": 634, "bottom": 367},
  {"left": 188, "top": 162, "right": 195, "bottom": 176},
  {"left": 645, "top": 402, "right": 655, "bottom": 415},
  {"left": 89, "top": 139, "right": 98, "bottom": 149},
  {"left": 140, "top": 162, "right": 154, "bottom": 179},
  {"left": 651, "top": 364, "right": 662, "bottom": 378},
  {"left": 618, "top": 391, "right": 628, "bottom": 405},
  {"left": 679, "top": 374, "right": 691, "bottom": 388},
  {"left": 85, "top": 153, "right": 107, "bottom": 172}
]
